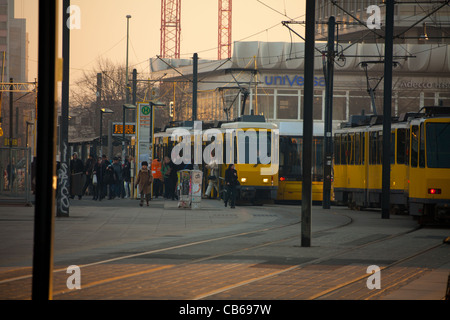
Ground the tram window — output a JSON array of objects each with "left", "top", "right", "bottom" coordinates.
[
  {"left": 279, "top": 136, "right": 302, "bottom": 179},
  {"left": 369, "top": 132, "right": 376, "bottom": 164},
  {"left": 377, "top": 132, "right": 383, "bottom": 165},
  {"left": 355, "top": 133, "right": 360, "bottom": 165},
  {"left": 312, "top": 137, "right": 324, "bottom": 181},
  {"left": 361, "top": 132, "right": 365, "bottom": 164},
  {"left": 237, "top": 131, "right": 271, "bottom": 164},
  {"left": 349, "top": 134, "right": 354, "bottom": 165},
  {"left": 391, "top": 132, "right": 395, "bottom": 164},
  {"left": 341, "top": 134, "right": 347, "bottom": 164},
  {"left": 397, "top": 129, "right": 407, "bottom": 164},
  {"left": 419, "top": 123, "right": 425, "bottom": 168},
  {"left": 426, "top": 122, "right": 450, "bottom": 168},
  {"left": 334, "top": 134, "right": 340, "bottom": 165},
  {"left": 411, "top": 125, "right": 419, "bottom": 167}
]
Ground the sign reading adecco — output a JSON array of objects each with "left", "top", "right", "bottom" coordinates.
[{"left": 399, "top": 80, "right": 450, "bottom": 90}]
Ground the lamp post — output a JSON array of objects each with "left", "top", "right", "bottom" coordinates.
[
  {"left": 126, "top": 15, "right": 132, "bottom": 104},
  {"left": 99, "top": 108, "right": 114, "bottom": 156},
  {"left": 122, "top": 104, "right": 136, "bottom": 161}
]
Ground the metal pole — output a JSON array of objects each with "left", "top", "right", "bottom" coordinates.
[
  {"left": 9, "top": 77, "right": 13, "bottom": 146},
  {"left": 301, "top": 0, "right": 315, "bottom": 247},
  {"left": 97, "top": 73, "right": 102, "bottom": 154},
  {"left": 32, "top": 0, "right": 58, "bottom": 300},
  {"left": 192, "top": 53, "right": 198, "bottom": 121},
  {"left": 126, "top": 15, "right": 131, "bottom": 104},
  {"left": 132, "top": 69, "right": 137, "bottom": 123},
  {"left": 382, "top": 0, "right": 394, "bottom": 219},
  {"left": 122, "top": 106, "right": 126, "bottom": 161},
  {"left": 99, "top": 111, "right": 103, "bottom": 156},
  {"left": 323, "top": 16, "right": 335, "bottom": 209},
  {"left": 57, "top": 0, "right": 70, "bottom": 217}
]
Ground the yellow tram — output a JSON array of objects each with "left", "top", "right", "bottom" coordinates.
[
  {"left": 276, "top": 122, "right": 329, "bottom": 203},
  {"left": 153, "top": 115, "right": 279, "bottom": 204},
  {"left": 333, "top": 106, "right": 450, "bottom": 223}
]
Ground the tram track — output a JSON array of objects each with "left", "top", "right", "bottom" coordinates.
[
  {"left": 2, "top": 207, "right": 442, "bottom": 300},
  {"left": 0, "top": 209, "right": 353, "bottom": 299},
  {"left": 309, "top": 241, "right": 446, "bottom": 300}
]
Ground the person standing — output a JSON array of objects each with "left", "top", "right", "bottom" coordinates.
[
  {"left": 112, "top": 157, "right": 123, "bottom": 199},
  {"left": 92, "top": 157, "right": 103, "bottom": 200},
  {"left": 70, "top": 152, "right": 84, "bottom": 199},
  {"left": 135, "top": 161, "right": 153, "bottom": 206},
  {"left": 151, "top": 158, "right": 163, "bottom": 198},
  {"left": 101, "top": 155, "right": 111, "bottom": 200},
  {"left": 224, "top": 164, "right": 239, "bottom": 208},
  {"left": 161, "top": 156, "right": 172, "bottom": 199},
  {"left": 81, "top": 154, "right": 95, "bottom": 199},
  {"left": 122, "top": 156, "right": 131, "bottom": 198}
]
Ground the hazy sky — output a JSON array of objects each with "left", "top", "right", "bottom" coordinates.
[{"left": 15, "top": 0, "right": 307, "bottom": 83}]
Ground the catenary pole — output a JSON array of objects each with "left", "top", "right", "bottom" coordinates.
[
  {"left": 32, "top": 0, "right": 58, "bottom": 300},
  {"left": 323, "top": 16, "right": 335, "bottom": 209},
  {"left": 382, "top": 0, "right": 394, "bottom": 219},
  {"left": 301, "top": 0, "right": 315, "bottom": 247}
]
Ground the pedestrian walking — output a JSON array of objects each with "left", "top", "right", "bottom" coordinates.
[
  {"left": 135, "top": 161, "right": 153, "bottom": 206},
  {"left": 224, "top": 164, "right": 239, "bottom": 208}
]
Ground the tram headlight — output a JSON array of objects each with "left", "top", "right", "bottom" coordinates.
[
  {"left": 240, "top": 177, "right": 247, "bottom": 183},
  {"left": 263, "top": 178, "right": 269, "bottom": 183}
]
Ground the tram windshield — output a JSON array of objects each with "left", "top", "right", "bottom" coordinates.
[
  {"left": 279, "top": 136, "right": 324, "bottom": 181},
  {"left": 426, "top": 122, "right": 450, "bottom": 168},
  {"left": 237, "top": 130, "right": 272, "bottom": 164}
]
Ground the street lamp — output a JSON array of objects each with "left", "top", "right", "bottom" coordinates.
[
  {"left": 122, "top": 103, "right": 136, "bottom": 161},
  {"left": 126, "top": 15, "right": 132, "bottom": 103},
  {"left": 99, "top": 108, "right": 114, "bottom": 156}
]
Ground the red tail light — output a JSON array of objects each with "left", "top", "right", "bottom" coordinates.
[
  {"left": 280, "top": 177, "right": 286, "bottom": 181},
  {"left": 428, "top": 188, "right": 441, "bottom": 194}
]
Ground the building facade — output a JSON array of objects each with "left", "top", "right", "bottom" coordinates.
[{"left": 150, "top": 40, "right": 450, "bottom": 129}]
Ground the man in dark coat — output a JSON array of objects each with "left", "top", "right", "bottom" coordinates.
[
  {"left": 81, "top": 154, "right": 95, "bottom": 199},
  {"left": 224, "top": 164, "right": 239, "bottom": 208},
  {"left": 70, "top": 152, "right": 85, "bottom": 199}
]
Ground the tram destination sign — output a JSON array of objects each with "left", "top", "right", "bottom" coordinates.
[{"left": 112, "top": 122, "right": 136, "bottom": 136}]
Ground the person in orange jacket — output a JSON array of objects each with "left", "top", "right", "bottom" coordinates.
[{"left": 151, "top": 158, "right": 163, "bottom": 198}]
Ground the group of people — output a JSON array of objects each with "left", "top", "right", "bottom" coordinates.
[
  {"left": 69, "top": 152, "right": 132, "bottom": 201},
  {"left": 68, "top": 152, "right": 240, "bottom": 208}
]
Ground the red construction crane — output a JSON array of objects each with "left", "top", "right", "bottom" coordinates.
[
  {"left": 160, "top": 0, "right": 181, "bottom": 59},
  {"left": 218, "top": 0, "right": 232, "bottom": 60}
]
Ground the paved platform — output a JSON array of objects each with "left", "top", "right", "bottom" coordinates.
[{"left": 0, "top": 196, "right": 449, "bottom": 302}]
